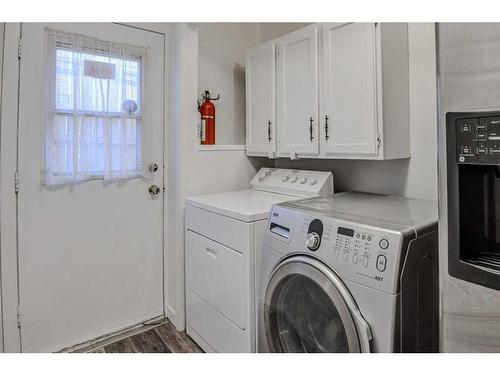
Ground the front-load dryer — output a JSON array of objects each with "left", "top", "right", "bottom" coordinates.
[{"left": 258, "top": 192, "right": 439, "bottom": 353}]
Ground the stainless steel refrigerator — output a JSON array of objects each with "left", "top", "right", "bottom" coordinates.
[{"left": 438, "top": 23, "right": 500, "bottom": 352}]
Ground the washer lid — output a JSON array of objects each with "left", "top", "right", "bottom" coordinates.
[{"left": 186, "top": 189, "right": 301, "bottom": 222}]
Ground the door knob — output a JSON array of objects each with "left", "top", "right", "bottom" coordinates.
[
  {"left": 149, "top": 163, "right": 159, "bottom": 172},
  {"left": 148, "top": 185, "right": 161, "bottom": 196}
]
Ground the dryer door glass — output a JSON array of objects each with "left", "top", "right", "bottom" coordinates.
[{"left": 264, "top": 259, "right": 363, "bottom": 353}]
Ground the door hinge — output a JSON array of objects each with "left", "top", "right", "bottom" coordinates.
[
  {"left": 17, "top": 306, "right": 21, "bottom": 328},
  {"left": 14, "top": 171, "right": 20, "bottom": 194},
  {"left": 17, "top": 38, "right": 22, "bottom": 60},
  {"left": 377, "top": 134, "right": 382, "bottom": 149}
]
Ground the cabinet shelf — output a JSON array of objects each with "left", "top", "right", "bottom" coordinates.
[{"left": 197, "top": 144, "right": 246, "bottom": 152}]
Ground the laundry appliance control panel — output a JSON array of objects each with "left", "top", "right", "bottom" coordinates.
[
  {"left": 331, "top": 224, "right": 393, "bottom": 276},
  {"left": 266, "top": 205, "right": 406, "bottom": 295},
  {"left": 250, "top": 168, "right": 334, "bottom": 197},
  {"left": 300, "top": 214, "right": 403, "bottom": 294}
]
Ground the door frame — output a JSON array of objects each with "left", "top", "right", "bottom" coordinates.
[{"left": 0, "top": 22, "right": 170, "bottom": 352}]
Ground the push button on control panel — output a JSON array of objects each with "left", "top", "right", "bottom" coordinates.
[
  {"left": 376, "top": 255, "right": 387, "bottom": 272},
  {"left": 477, "top": 146, "right": 488, "bottom": 155},
  {"left": 352, "top": 254, "right": 359, "bottom": 265},
  {"left": 460, "top": 123, "right": 472, "bottom": 132},
  {"left": 476, "top": 132, "right": 487, "bottom": 140},
  {"left": 490, "top": 146, "right": 500, "bottom": 155},
  {"left": 379, "top": 239, "right": 389, "bottom": 250}
]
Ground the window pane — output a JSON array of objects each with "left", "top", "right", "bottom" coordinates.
[
  {"left": 49, "top": 115, "right": 141, "bottom": 177},
  {"left": 55, "top": 49, "right": 141, "bottom": 114},
  {"left": 46, "top": 30, "right": 147, "bottom": 185},
  {"left": 52, "top": 114, "right": 74, "bottom": 176}
]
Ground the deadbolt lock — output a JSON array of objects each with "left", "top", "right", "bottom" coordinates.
[
  {"left": 148, "top": 185, "right": 161, "bottom": 196},
  {"left": 149, "top": 163, "right": 159, "bottom": 172}
]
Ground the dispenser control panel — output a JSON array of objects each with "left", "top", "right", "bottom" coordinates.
[{"left": 456, "top": 115, "right": 500, "bottom": 164}]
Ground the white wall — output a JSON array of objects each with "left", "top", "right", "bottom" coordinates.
[
  {"left": 276, "top": 23, "right": 438, "bottom": 201},
  {"left": 197, "top": 23, "right": 261, "bottom": 145},
  {"left": 259, "top": 23, "right": 310, "bottom": 42}
]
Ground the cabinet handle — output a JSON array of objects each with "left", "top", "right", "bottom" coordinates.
[
  {"left": 267, "top": 121, "right": 272, "bottom": 142},
  {"left": 324, "top": 115, "right": 329, "bottom": 141},
  {"left": 309, "top": 117, "right": 314, "bottom": 141}
]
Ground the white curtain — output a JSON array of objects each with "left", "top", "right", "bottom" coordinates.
[{"left": 44, "top": 29, "right": 149, "bottom": 186}]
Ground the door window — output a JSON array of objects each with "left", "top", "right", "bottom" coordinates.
[
  {"left": 266, "top": 274, "right": 350, "bottom": 352},
  {"left": 43, "top": 29, "right": 148, "bottom": 185}
]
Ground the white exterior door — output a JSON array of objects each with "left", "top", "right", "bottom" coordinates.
[
  {"left": 246, "top": 41, "right": 276, "bottom": 157},
  {"left": 320, "top": 23, "right": 378, "bottom": 157},
  {"left": 277, "top": 25, "right": 319, "bottom": 157},
  {"left": 16, "top": 23, "right": 164, "bottom": 352}
]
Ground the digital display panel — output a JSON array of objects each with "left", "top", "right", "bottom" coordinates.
[{"left": 337, "top": 227, "right": 354, "bottom": 237}]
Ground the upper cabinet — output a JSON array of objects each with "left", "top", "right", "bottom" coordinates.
[
  {"left": 320, "top": 23, "right": 377, "bottom": 156},
  {"left": 246, "top": 23, "right": 410, "bottom": 160},
  {"left": 246, "top": 40, "right": 276, "bottom": 157},
  {"left": 276, "top": 25, "right": 319, "bottom": 158}
]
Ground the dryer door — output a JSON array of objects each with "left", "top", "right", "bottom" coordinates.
[{"left": 264, "top": 255, "right": 372, "bottom": 353}]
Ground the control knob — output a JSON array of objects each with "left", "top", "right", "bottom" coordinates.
[
  {"left": 259, "top": 171, "right": 270, "bottom": 181},
  {"left": 306, "top": 232, "right": 321, "bottom": 251},
  {"left": 290, "top": 176, "right": 298, "bottom": 183}
]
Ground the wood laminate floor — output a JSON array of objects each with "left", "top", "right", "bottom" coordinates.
[{"left": 89, "top": 323, "right": 203, "bottom": 353}]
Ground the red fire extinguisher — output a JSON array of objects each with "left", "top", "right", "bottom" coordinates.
[{"left": 197, "top": 90, "right": 220, "bottom": 145}]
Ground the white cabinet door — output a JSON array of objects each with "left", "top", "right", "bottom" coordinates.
[
  {"left": 246, "top": 41, "right": 276, "bottom": 156},
  {"left": 320, "top": 23, "right": 378, "bottom": 157},
  {"left": 277, "top": 25, "right": 319, "bottom": 157}
]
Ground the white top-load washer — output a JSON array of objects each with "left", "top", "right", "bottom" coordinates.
[
  {"left": 185, "top": 168, "right": 333, "bottom": 352},
  {"left": 258, "top": 192, "right": 439, "bottom": 353}
]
